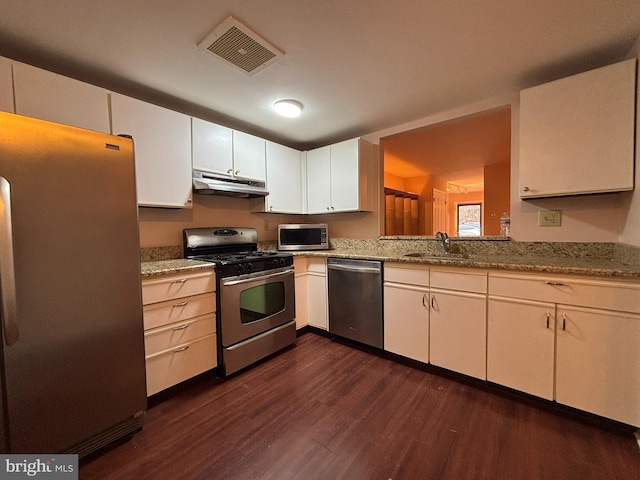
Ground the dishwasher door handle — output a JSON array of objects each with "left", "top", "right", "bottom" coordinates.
[{"left": 327, "top": 263, "right": 381, "bottom": 274}]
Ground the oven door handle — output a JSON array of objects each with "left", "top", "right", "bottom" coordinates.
[{"left": 222, "top": 268, "right": 294, "bottom": 286}]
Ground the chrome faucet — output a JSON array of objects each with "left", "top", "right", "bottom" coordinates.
[{"left": 435, "top": 231, "right": 450, "bottom": 254}]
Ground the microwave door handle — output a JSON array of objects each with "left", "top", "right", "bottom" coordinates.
[{"left": 0, "top": 177, "right": 18, "bottom": 346}]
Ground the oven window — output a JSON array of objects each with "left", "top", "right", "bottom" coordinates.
[{"left": 239, "top": 282, "right": 286, "bottom": 323}]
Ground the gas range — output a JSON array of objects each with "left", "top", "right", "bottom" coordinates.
[
  {"left": 183, "top": 226, "right": 296, "bottom": 376},
  {"left": 183, "top": 227, "right": 293, "bottom": 277}
]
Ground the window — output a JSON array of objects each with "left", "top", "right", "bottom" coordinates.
[{"left": 457, "top": 203, "right": 481, "bottom": 236}]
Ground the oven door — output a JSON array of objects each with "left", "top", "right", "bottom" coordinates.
[{"left": 219, "top": 266, "right": 295, "bottom": 347}]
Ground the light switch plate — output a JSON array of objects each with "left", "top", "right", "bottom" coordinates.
[{"left": 539, "top": 210, "right": 562, "bottom": 227}]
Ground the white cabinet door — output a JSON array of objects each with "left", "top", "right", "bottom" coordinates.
[
  {"left": 13, "top": 62, "right": 110, "bottom": 133},
  {"left": 487, "top": 297, "right": 556, "bottom": 400},
  {"left": 556, "top": 305, "right": 640, "bottom": 427},
  {"left": 111, "top": 93, "right": 192, "bottom": 208},
  {"left": 384, "top": 283, "right": 429, "bottom": 363},
  {"left": 233, "top": 130, "right": 266, "bottom": 181},
  {"left": 306, "top": 145, "right": 332, "bottom": 214},
  {"left": 429, "top": 289, "right": 486, "bottom": 379},
  {"left": 329, "top": 138, "right": 360, "bottom": 212},
  {"left": 307, "top": 258, "right": 328, "bottom": 330},
  {"left": 0, "top": 57, "right": 14, "bottom": 113},
  {"left": 265, "top": 141, "right": 303, "bottom": 213},
  {"left": 191, "top": 117, "right": 233, "bottom": 175},
  {"left": 519, "top": 58, "right": 636, "bottom": 198},
  {"left": 293, "top": 257, "right": 309, "bottom": 329}
]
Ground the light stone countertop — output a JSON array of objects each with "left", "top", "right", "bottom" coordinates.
[
  {"left": 140, "top": 240, "right": 640, "bottom": 280},
  {"left": 293, "top": 248, "right": 640, "bottom": 280}
]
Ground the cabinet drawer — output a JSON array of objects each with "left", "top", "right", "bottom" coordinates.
[
  {"left": 489, "top": 273, "right": 640, "bottom": 314},
  {"left": 145, "top": 333, "right": 217, "bottom": 396},
  {"left": 384, "top": 263, "right": 429, "bottom": 287},
  {"left": 143, "top": 292, "right": 215, "bottom": 330},
  {"left": 144, "top": 313, "right": 216, "bottom": 356},
  {"left": 142, "top": 271, "right": 215, "bottom": 305},
  {"left": 430, "top": 268, "right": 487, "bottom": 293}
]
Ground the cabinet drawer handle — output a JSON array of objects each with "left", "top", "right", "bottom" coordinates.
[
  {"left": 173, "top": 323, "right": 190, "bottom": 331},
  {"left": 227, "top": 168, "right": 233, "bottom": 174},
  {"left": 173, "top": 345, "right": 189, "bottom": 353},
  {"left": 544, "top": 281, "right": 568, "bottom": 286},
  {"left": 422, "top": 293, "right": 427, "bottom": 308},
  {"left": 522, "top": 186, "right": 530, "bottom": 192},
  {"left": 561, "top": 313, "right": 567, "bottom": 331},
  {"left": 234, "top": 170, "right": 240, "bottom": 176},
  {"left": 172, "top": 302, "right": 188, "bottom": 308},
  {"left": 430, "top": 295, "right": 436, "bottom": 310},
  {"left": 171, "top": 279, "right": 187, "bottom": 284},
  {"left": 546, "top": 311, "right": 550, "bottom": 329}
]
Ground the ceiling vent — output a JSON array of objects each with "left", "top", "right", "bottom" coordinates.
[{"left": 197, "top": 17, "right": 284, "bottom": 76}]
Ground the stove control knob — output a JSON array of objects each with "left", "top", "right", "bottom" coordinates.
[
  {"left": 279, "top": 258, "right": 287, "bottom": 267},
  {"left": 247, "top": 263, "right": 253, "bottom": 273}
]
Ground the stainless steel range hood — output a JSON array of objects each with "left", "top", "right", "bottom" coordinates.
[{"left": 192, "top": 170, "right": 269, "bottom": 198}]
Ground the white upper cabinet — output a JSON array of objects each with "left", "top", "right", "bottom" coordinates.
[
  {"left": 264, "top": 141, "right": 303, "bottom": 213},
  {"left": 192, "top": 118, "right": 266, "bottom": 182},
  {"left": 306, "top": 138, "right": 376, "bottom": 214},
  {"left": 306, "top": 145, "right": 332, "bottom": 214},
  {"left": 13, "top": 61, "right": 110, "bottom": 133},
  {"left": 111, "top": 93, "right": 192, "bottom": 208},
  {"left": 192, "top": 118, "right": 233, "bottom": 175},
  {"left": 233, "top": 131, "right": 266, "bottom": 181},
  {"left": 519, "top": 58, "right": 636, "bottom": 198},
  {"left": 0, "top": 57, "right": 14, "bottom": 113}
]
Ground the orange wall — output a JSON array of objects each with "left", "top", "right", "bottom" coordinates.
[{"left": 483, "top": 162, "right": 510, "bottom": 235}]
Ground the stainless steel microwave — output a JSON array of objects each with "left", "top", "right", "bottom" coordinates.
[{"left": 278, "top": 224, "right": 329, "bottom": 250}]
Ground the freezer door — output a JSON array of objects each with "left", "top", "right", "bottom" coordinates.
[{"left": 0, "top": 112, "right": 147, "bottom": 453}]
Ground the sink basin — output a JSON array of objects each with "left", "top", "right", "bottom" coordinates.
[{"left": 404, "top": 252, "right": 467, "bottom": 259}]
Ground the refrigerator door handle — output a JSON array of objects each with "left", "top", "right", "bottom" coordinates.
[{"left": 0, "top": 177, "right": 18, "bottom": 345}]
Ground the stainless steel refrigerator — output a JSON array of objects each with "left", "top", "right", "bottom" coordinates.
[{"left": 0, "top": 112, "right": 147, "bottom": 456}]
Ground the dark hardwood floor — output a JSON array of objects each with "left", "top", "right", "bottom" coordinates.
[{"left": 81, "top": 332, "right": 640, "bottom": 479}]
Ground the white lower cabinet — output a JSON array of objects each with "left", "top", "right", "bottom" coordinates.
[
  {"left": 293, "top": 256, "right": 328, "bottom": 330},
  {"left": 383, "top": 263, "right": 429, "bottom": 362},
  {"left": 487, "top": 297, "right": 555, "bottom": 399},
  {"left": 555, "top": 305, "right": 640, "bottom": 427},
  {"left": 488, "top": 271, "right": 640, "bottom": 427},
  {"left": 141, "top": 270, "right": 217, "bottom": 396},
  {"left": 429, "top": 268, "right": 487, "bottom": 380}
]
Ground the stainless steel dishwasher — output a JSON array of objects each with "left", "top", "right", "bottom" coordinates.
[{"left": 327, "top": 257, "right": 383, "bottom": 348}]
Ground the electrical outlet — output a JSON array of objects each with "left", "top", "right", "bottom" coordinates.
[
  {"left": 539, "top": 210, "right": 562, "bottom": 227},
  {"left": 263, "top": 220, "right": 270, "bottom": 231}
]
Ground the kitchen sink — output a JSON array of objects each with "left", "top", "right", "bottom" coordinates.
[{"left": 403, "top": 252, "right": 467, "bottom": 259}]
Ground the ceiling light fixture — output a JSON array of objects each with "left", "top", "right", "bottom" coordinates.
[
  {"left": 446, "top": 182, "right": 468, "bottom": 194},
  {"left": 273, "top": 100, "right": 303, "bottom": 118}
]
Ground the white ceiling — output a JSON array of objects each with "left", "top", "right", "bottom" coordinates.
[{"left": 0, "top": 1, "right": 639, "bottom": 150}]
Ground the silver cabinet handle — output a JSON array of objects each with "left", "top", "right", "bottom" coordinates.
[
  {"left": 173, "top": 345, "right": 189, "bottom": 353},
  {"left": 173, "top": 323, "right": 190, "bottom": 331},
  {"left": 227, "top": 168, "right": 233, "bottom": 174},
  {"left": 522, "top": 186, "right": 530, "bottom": 192},
  {"left": 561, "top": 313, "right": 567, "bottom": 331},
  {"left": 326, "top": 206, "right": 330, "bottom": 211},
  {"left": 546, "top": 311, "right": 550, "bottom": 329},
  {"left": 422, "top": 293, "right": 427, "bottom": 308},
  {"left": 234, "top": 170, "right": 240, "bottom": 176},
  {"left": 171, "top": 279, "right": 187, "bottom": 284},
  {"left": 544, "top": 281, "right": 568, "bottom": 286},
  {"left": 172, "top": 302, "right": 188, "bottom": 308},
  {"left": 431, "top": 294, "right": 436, "bottom": 310},
  {"left": 0, "top": 177, "right": 18, "bottom": 346}
]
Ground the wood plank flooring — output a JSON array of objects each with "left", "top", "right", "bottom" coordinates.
[{"left": 81, "top": 332, "right": 640, "bottom": 479}]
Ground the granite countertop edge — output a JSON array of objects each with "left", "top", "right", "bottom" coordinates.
[{"left": 140, "top": 250, "right": 640, "bottom": 280}]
